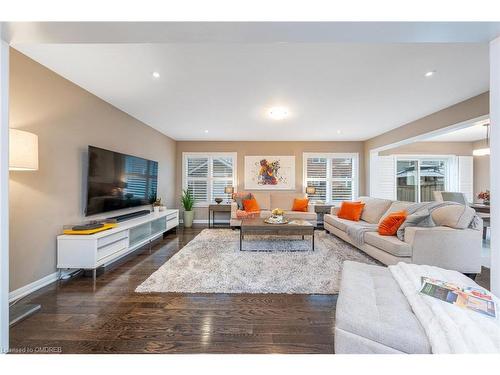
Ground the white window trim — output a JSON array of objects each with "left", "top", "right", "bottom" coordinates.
[
  {"left": 303, "top": 152, "right": 359, "bottom": 204},
  {"left": 182, "top": 152, "right": 237, "bottom": 207},
  {"left": 394, "top": 154, "right": 454, "bottom": 202}
]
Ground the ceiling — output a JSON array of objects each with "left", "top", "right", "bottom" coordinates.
[
  {"left": 427, "top": 120, "right": 490, "bottom": 142},
  {"left": 14, "top": 42, "right": 489, "bottom": 141}
]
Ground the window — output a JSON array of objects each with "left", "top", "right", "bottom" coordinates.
[
  {"left": 303, "top": 153, "right": 358, "bottom": 204},
  {"left": 183, "top": 153, "right": 237, "bottom": 206},
  {"left": 396, "top": 157, "right": 448, "bottom": 202}
]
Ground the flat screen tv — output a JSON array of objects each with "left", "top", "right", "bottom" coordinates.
[{"left": 85, "top": 146, "right": 158, "bottom": 216}]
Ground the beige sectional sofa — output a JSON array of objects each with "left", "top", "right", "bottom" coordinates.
[
  {"left": 324, "top": 196, "right": 482, "bottom": 273},
  {"left": 230, "top": 192, "right": 317, "bottom": 227}
]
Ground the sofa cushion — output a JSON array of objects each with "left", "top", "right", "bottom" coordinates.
[
  {"left": 380, "top": 201, "right": 413, "bottom": 221},
  {"left": 324, "top": 214, "right": 358, "bottom": 232},
  {"left": 335, "top": 261, "right": 430, "bottom": 354},
  {"left": 252, "top": 192, "right": 271, "bottom": 210},
  {"left": 364, "top": 232, "right": 412, "bottom": 257},
  {"left": 431, "top": 204, "right": 476, "bottom": 229},
  {"left": 359, "top": 197, "right": 393, "bottom": 224},
  {"left": 270, "top": 193, "right": 306, "bottom": 211},
  {"left": 337, "top": 201, "right": 365, "bottom": 221},
  {"left": 233, "top": 192, "right": 253, "bottom": 210}
]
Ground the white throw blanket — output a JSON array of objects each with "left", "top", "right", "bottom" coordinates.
[{"left": 389, "top": 262, "right": 500, "bottom": 353}]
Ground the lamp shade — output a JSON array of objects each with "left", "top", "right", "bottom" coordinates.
[
  {"left": 9, "top": 129, "right": 39, "bottom": 171},
  {"left": 224, "top": 186, "right": 234, "bottom": 194},
  {"left": 306, "top": 186, "right": 316, "bottom": 195}
]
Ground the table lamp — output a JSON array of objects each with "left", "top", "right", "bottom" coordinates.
[{"left": 224, "top": 186, "right": 234, "bottom": 203}]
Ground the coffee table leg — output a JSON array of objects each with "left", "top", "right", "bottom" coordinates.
[
  {"left": 240, "top": 229, "right": 242, "bottom": 251},
  {"left": 312, "top": 230, "right": 315, "bottom": 251}
]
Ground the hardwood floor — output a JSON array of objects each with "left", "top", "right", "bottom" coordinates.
[
  {"left": 9, "top": 226, "right": 337, "bottom": 354},
  {"left": 9, "top": 226, "right": 490, "bottom": 354}
]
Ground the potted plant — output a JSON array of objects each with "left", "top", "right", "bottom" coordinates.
[
  {"left": 181, "top": 189, "right": 195, "bottom": 228},
  {"left": 152, "top": 198, "right": 162, "bottom": 213}
]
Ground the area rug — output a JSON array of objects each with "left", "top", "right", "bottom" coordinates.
[{"left": 135, "top": 229, "right": 379, "bottom": 294}]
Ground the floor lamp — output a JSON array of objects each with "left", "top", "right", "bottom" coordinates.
[{"left": 9, "top": 129, "right": 41, "bottom": 325}]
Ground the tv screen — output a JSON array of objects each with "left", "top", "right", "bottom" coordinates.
[{"left": 85, "top": 146, "right": 158, "bottom": 216}]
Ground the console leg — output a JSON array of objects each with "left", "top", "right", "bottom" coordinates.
[{"left": 92, "top": 268, "right": 96, "bottom": 292}]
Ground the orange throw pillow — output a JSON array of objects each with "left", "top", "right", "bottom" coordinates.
[
  {"left": 337, "top": 201, "right": 365, "bottom": 221},
  {"left": 242, "top": 198, "right": 260, "bottom": 213},
  {"left": 292, "top": 198, "right": 309, "bottom": 212},
  {"left": 378, "top": 211, "right": 408, "bottom": 236}
]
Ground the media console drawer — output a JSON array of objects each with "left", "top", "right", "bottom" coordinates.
[
  {"left": 97, "top": 238, "right": 128, "bottom": 262},
  {"left": 97, "top": 230, "right": 128, "bottom": 248}
]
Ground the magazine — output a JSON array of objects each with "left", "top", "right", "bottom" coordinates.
[{"left": 419, "top": 277, "right": 497, "bottom": 318}]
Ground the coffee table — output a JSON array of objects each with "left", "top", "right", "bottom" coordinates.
[{"left": 239, "top": 218, "right": 316, "bottom": 252}]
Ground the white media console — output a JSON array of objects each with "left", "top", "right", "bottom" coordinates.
[{"left": 57, "top": 209, "right": 179, "bottom": 285}]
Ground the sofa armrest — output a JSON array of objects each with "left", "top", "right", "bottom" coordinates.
[
  {"left": 230, "top": 201, "right": 239, "bottom": 219},
  {"left": 331, "top": 206, "right": 340, "bottom": 215},
  {"left": 404, "top": 226, "right": 482, "bottom": 273}
]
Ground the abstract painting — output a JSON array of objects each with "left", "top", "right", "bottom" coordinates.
[{"left": 244, "top": 156, "right": 295, "bottom": 190}]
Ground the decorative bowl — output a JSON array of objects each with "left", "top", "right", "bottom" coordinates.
[{"left": 214, "top": 198, "right": 223, "bottom": 204}]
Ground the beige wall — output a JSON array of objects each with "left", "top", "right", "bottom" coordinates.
[
  {"left": 473, "top": 139, "right": 490, "bottom": 201},
  {"left": 364, "top": 92, "right": 489, "bottom": 194},
  {"left": 9, "top": 49, "right": 176, "bottom": 291},
  {"left": 176, "top": 141, "right": 365, "bottom": 220},
  {"left": 379, "top": 141, "right": 473, "bottom": 156}
]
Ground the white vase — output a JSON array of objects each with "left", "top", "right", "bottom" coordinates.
[{"left": 153, "top": 206, "right": 160, "bottom": 213}]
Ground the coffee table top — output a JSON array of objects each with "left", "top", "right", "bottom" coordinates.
[{"left": 241, "top": 218, "right": 316, "bottom": 229}]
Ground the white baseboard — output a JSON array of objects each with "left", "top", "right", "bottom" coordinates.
[{"left": 9, "top": 271, "right": 60, "bottom": 303}]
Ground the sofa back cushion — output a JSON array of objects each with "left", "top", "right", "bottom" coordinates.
[
  {"left": 270, "top": 192, "right": 306, "bottom": 211},
  {"left": 380, "top": 201, "right": 414, "bottom": 222},
  {"left": 431, "top": 204, "right": 476, "bottom": 229},
  {"left": 359, "top": 196, "right": 393, "bottom": 224},
  {"left": 251, "top": 192, "right": 271, "bottom": 210}
]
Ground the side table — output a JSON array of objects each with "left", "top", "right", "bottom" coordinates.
[
  {"left": 313, "top": 204, "right": 335, "bottom": 228},
  {"left": 208, "top": 204, "right": 231, "bottom": 228}
]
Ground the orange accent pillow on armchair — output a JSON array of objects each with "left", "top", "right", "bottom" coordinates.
[
  {"left": 292, "top": 198, "right": 309, "bottom": 212},
  {"left": 337, "top": 201, "right": 365, "bottom": 221},
  {"left": 242, "top": 198, "right": 260, "bottom": 213},
  {"left": 378, "top": 211, "right": 408, "bottom": 236}
]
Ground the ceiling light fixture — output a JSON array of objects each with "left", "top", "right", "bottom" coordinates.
[
  {"left": 336, "top": 130, "right": 342, "bottom": 135},
  {"left": 152, "top": 71, "right": 160, "bottom": 79},
  {"left": 268, "top": 106, "right": 289, "bottom": 120},
  {"left": 424, "top": 70, "right": 435, "bottom": 78},
  {"left": 473, "top": 122, "right": 491, "bottom": 156},
  {"left": 204, "top": 130, "right": 209, "bottom": 133}
]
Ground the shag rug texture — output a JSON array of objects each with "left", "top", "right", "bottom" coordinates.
[{"left": 135, "top": 229, "right": 379, "bottom": 294}]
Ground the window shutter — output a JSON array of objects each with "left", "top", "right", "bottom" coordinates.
[
  {"left": 331, "top": 157, "right": 353, "bottom": 202},
  {"left": 331, "top": 157, "right": 353, "bottom": 179},
  {"left": 212, "top": 157, "right": 233, "bottom": 178},
  {"left": 187, "top": 157, "right": 209, "bottom": 178},
  {"left": 187, "top": 180, "right": 208, "bottom": 203},
  {"left": 458, "top": 156, "right": 474, "bottom": 203},
  {"left": 306, "top": 158, "right": 327, "bottom": 202}
]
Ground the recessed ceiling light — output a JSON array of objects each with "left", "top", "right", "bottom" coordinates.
[
  {"left": 152, "top": 71, "right": 160, "bottom": 79},
  {"left": 424, "top": 70, "right": 435, "bottom": 78},
  {"left": 204, "top": 130, "right": 209, "bottom": 133},
  {"left": 337, "top": 130, "right": 342, "bottom": 135},
  {"left": 268, "top": 106, "right": 289, "bottom": 120}
]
